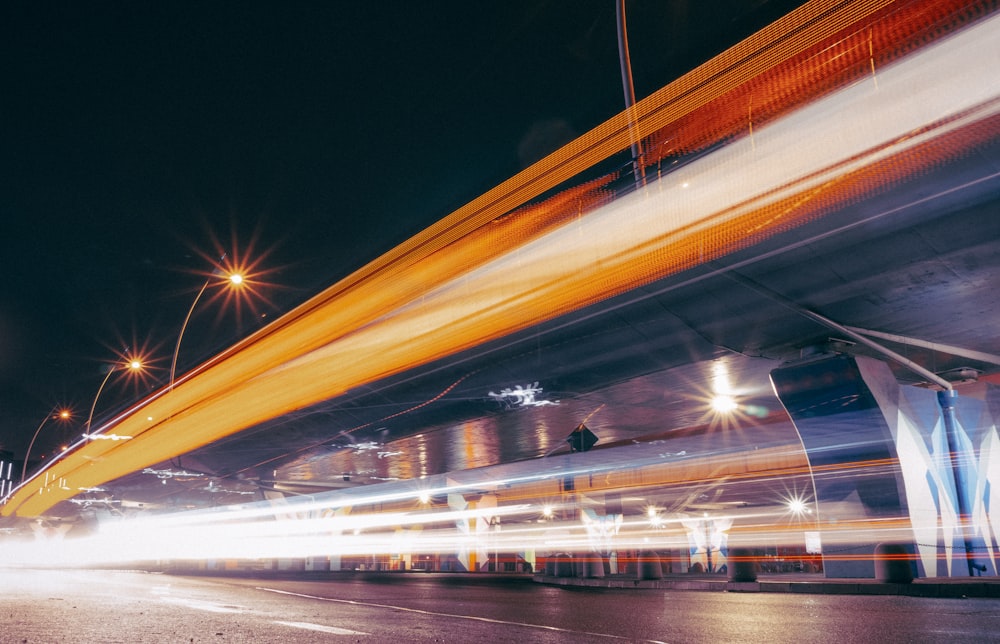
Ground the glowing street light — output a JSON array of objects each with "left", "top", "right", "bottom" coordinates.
[
  {"left": 169, "top": 268, "right": 246, "bottom": 391},
  {"left": 21, "top": 408, "right": 73, "bottom": 482},
  {"left": 786, "top": 496, "right": 812, "bottom": 517},
  {"left": 710, "top": 394, "right": 738, "bottom": 414},
  {"left": 85, "top": 356, "right": 145, "bottom": 436}
]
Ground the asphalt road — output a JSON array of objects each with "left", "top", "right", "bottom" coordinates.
[{"left": 2, "top": 569, "right": 999, "bottom": 643}]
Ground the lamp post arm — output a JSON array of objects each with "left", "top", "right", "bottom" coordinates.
[
  {"left": 85, "top": 366, "right": 117, "bottom": 436},
  {"left": 21, "top": 412, "right": 55, "bottom": 482},
  {"left": 170, "top": 278, "right": 210, "bottom": 391}
]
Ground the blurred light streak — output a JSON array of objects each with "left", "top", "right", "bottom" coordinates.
[
  {"left": 4, "top": 1, "right": 999, "bottom": 518},
  {"left": 25, "top": 436, "right": 827, "bottom": 568},
  {"left": 0, "top": 443, "right": 909, "bottom": 571},
  {"left": 0, "top": 490, "right": 932, "bottom": 569}
]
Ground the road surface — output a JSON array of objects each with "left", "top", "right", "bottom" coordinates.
[{"left": 2, "top": 569, "right": 999, "bottom": 643}]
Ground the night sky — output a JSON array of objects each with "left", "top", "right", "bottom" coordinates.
[{"left": 1, "top": 1, "right": 803, "bottom": 462}]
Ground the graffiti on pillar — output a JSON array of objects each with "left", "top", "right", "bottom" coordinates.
[
  {"left": 774, "top": 354, "right": 1000, "bottom": 578},
  {"left": 448, "top": 492, "right": 472, "bottom": 571},
  {"left": 681, "top": 515, "right": 731, "bottom": 573},
  {"left": 888, "top": 383, "right": 1000, "bottom": 577},
  {"left": 580, "top": 507, "right": 622, "bottom": 556}
]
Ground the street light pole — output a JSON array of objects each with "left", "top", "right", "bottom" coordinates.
[
  {"left": 616, "top": 0, "right": 645, "bottom": 188},
  {"left": 169, "top": 271, "right": 244, "bottom": 392},
  {"left": 85, "top": 358, "right": 143, "bottom": 436},
  {"left": 21, "top": 408, "right": 71, "bottom": 482},
  {"left": 169, "top": 278, "right": 210, "bottom": 393}
]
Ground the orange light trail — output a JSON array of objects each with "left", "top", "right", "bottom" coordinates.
[{"left": 3, "top": 0, "right": 998, "bottom": 518}]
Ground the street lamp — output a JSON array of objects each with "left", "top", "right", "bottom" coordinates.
[
  {"left": 21, "top": 408, "right": 72, "bottom": 482},
  {"left": 85, "top": 357, "right": 144, "bottom": 436},
  {"left": 169, "top": 269, "right": 245, "bottom": 391}
]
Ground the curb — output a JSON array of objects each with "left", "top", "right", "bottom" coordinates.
[{"left": 532, "top": 574, "right": 1000, "bottom": 598}]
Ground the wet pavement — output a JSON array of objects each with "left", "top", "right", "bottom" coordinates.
[{"left": 2, "top": 568, "right": 1000, "bottom": 643}]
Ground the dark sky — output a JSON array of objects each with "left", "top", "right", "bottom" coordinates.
[{"left": 0, "top": 1, "right": 803, "bottom": 461}]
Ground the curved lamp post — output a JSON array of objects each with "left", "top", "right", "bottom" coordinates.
[
  {"left": 84, "top": 357, "right": 144, "bottom": 437},
  {"left": 21, "top": 408, "right": 72, "bottom": 482},
  {"left": 169, "top": 270, "right": 244, "bottom": 392}
]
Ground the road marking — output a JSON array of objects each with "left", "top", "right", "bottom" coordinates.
[
  {"left": 274, "top": 620, "right": 369, "bottom": 635},
  {"left": 257, "top": 586, "right": 665, "bottom": 642},
  {"left": 159, "top": 596, "right": 245, "bottom": 613}
]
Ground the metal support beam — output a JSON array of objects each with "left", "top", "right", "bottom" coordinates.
[
  {"left": 846, "top": 326, "right": 1000, "bottom": 367},
  {"left": 727, "top": 272, "right": 954, "bottom": 390}
]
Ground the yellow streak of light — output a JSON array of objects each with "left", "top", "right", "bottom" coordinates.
[{"left": 4, "top": 0, "right": 998, "bottom": 518}]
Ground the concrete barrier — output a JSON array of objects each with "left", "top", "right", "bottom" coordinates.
[
  {"left": 637, "top": 552, "right": 663, "bottom": 580},
  {"left": 553, "top": 554, "right": 575, "bottom": 577},
  {"left": 576, "top": 555, "right": 605, "bottom": 578},
  {"left": 728, "top": 547, "right": 757, "bottom": 582}
]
